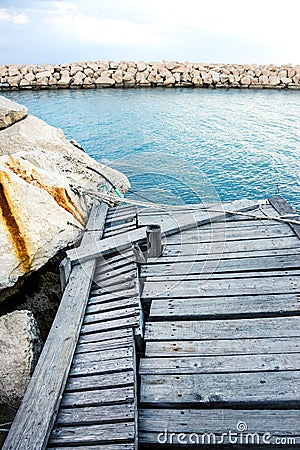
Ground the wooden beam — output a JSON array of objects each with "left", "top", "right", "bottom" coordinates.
[
  {"left": 3, "top": 261, "right": 96, "bottom": 450},
  {"left": 3, "top": 198, "right": 109, "bottom": 450},
  {"left": 67, "top": 199, "right": 260, "bottom": 264},
  {"left": 268, "top": 196, "right": 300, "bottom": 239},
  {"left": 59, "top": 257, "right": 71, "bottom": 291}
]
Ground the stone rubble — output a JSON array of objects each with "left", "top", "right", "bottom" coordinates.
[{"left": 0, "top": 61, "right": 299, "bottom": 91}]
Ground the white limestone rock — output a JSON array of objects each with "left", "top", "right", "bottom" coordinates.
[
  {"left": 0, "top": 310, "right": 42, "bottom": 409},
  {"left": 0, "top": 96, "right": 27, "bottom": 130},
  {"left": 0, "top": 96, "right": 129, "bottom": 293}
]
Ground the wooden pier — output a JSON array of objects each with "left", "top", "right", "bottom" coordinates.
[{"left": 3, "top": 196, "right": 300, "bottom": 449}]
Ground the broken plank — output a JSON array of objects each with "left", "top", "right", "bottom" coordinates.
[
  {"left": 140, "top": 371, "right": 300, "bottom": 407},
  {"left": 144, "top": 317, "right": 300, "bottom": 341}
]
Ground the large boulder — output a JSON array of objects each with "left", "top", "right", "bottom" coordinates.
[
  {"left": 0, "top": 310, "right": 42, "bottom": 409},
  {"left": 0, "top": 96, "right": 27, "bottom": 130},
  {"left": 0, "top": 95, "right": 129, "bottom": 294}
]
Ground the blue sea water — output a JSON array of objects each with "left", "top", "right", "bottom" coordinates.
[{"left": 3, "top": 88, "right": 300, "bottom": 210}]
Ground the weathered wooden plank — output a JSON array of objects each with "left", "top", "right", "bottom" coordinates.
[
  {"left": 69, "top": 356, "right": 134, "bottom": 377},
  {"left": 139, "top": 353, "right": 300, "bottom": 374},
  {"left": 95, "top": 258, "right": 136, "bottom": 278},
  {"left": 61, "top": 386, "right": 134, "bottom": 408},
  {"left": 162, "top": 236, "right": 300, "bottom": 257},
  {"left": 106, "top": 205, "right": 137, "bottom": 217},
  {"left": 269, "top": 196, "right": 300, "bottom": 239},
  {"left": 83, "top": 307, "right": 141, "bottom": 325},
  {"left": 81, "top": 316, "right": 141, "bottom": 335},
  {"left": 149, "top": 293, "right": 300, "bottom": 320},
  {"left": 72, "top": 346, "right": 133, "bottom": 365},
  {"left": 55, "top": 404, "right": 135, "bottom": 426},
  {"left": 88, "top": 288, "right": 139, "bottom": 305},
  {"left": 76, "top": 336, "right": 133, "bottom": 354},
  {"left": 142, "top": 275, "right": 300, "bottom": 299},
  {"left": 144, "top": 317, "right": 300, "bottom": 341},
  {"left": 103, "top": 225, "right": 137, "bottom": 239},
  {"left": 104, "top": 219, "right": 137, "bottom": 232},
  {"left": 146, "top": 247, "right": 300, "bottom": 264},
  {"left": 164, "top": 224, "right": 294, "bottom": 244},
  {"left": 68, "top": 199, "right": 261, "bottom": 264},
  {"left": 78, "top": 327, "right": 133, "bottom": 345},
  {"left": 105, "top": 213, "right": 136, "bottom": 226},
  {"left": 139, "top": 408, "right": 300, "bottom": 435},
  {"left": 145, "top": 337, "right": 300, "bottom": 357},
  {"left": 104, "top": 223, "right": 136, "bottom": 236},
  {"left": 2, "top": 260, "right": 97, "bottom": 450},
  {"left": 137, "top": 201, "right": 273, "bottom": 217},
  {"left": 91, "top": 278, "right": 137, "bottom": 294},
  {"left": 49, "top": 444, "right": 135, "bottom": 450},
  {"left": 140, "top": 371, "right": 300, "bottom": 407},
  {"left": 94, "top": 263, "right": 136, "bottom": 283},
  {"left": 86, "top": 298, "right": 140, "bottom": 315},
  {"left": 66, "top": 370, "right": 134, "bottom": 392},
  {"left": 49, "top": 422, "right": 135, "bottom": 445},
  {"left": 146, "top": 269, "right": 300, "bottom": 283},
  {"left": 142, "top": 255, "right": 300, "bottom": 277},
  {"left": 92, "top": 270, "right": 136, "bottom": 287}
]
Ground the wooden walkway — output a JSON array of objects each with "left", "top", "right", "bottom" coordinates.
[
  {"left": 138, "top": 198, "right": 300, "bottom": 448},
  {"left": 3, "top": 196, "right": 300, "bottom": 449}
]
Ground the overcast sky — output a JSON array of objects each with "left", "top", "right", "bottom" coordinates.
[{"left": 0, "top": 0, "right": 299, "bottom": 66}]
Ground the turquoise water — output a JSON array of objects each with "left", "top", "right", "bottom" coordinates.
[{"left": 3, "top": 89, "right": 300, "bottom": 210}]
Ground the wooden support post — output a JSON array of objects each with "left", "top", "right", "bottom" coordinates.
[
  {"left": 146, "top": 225, "right": 162, "bottom": 258},
  {"left": 59, "top": 257, "right": 71, "bottom": 292}
]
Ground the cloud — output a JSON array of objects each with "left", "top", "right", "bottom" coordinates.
[
  {"left": 0, "top": 7, "right": 29, "bottom": 24},
  {"left": 47, "top": 1, "right": 167, "bottom": 47},
  {"left": 0, "top": 0, "right": 299, "bottom": 64}
]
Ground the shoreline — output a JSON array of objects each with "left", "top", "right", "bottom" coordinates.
[{"left": 1, "top": 61, "right": 299, "bottom": 91}]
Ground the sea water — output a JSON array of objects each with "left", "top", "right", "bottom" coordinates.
[{"left": 3, "top": 88, "right": 300, "bottom": 210}]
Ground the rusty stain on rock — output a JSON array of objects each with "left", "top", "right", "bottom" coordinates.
[
  {"left": 4, "top": 157, "right": 85, "bottom": 225},
  {"left": 0, "top": 171, "right": 31, "bottom": 272}
]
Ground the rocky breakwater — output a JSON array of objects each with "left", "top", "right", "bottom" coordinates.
[
  {"left": 0, "top": 95, "right": 129, "bottom": 412},
  {"left": 0, "top": 61, "right": 300, "bottom": 90}
]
